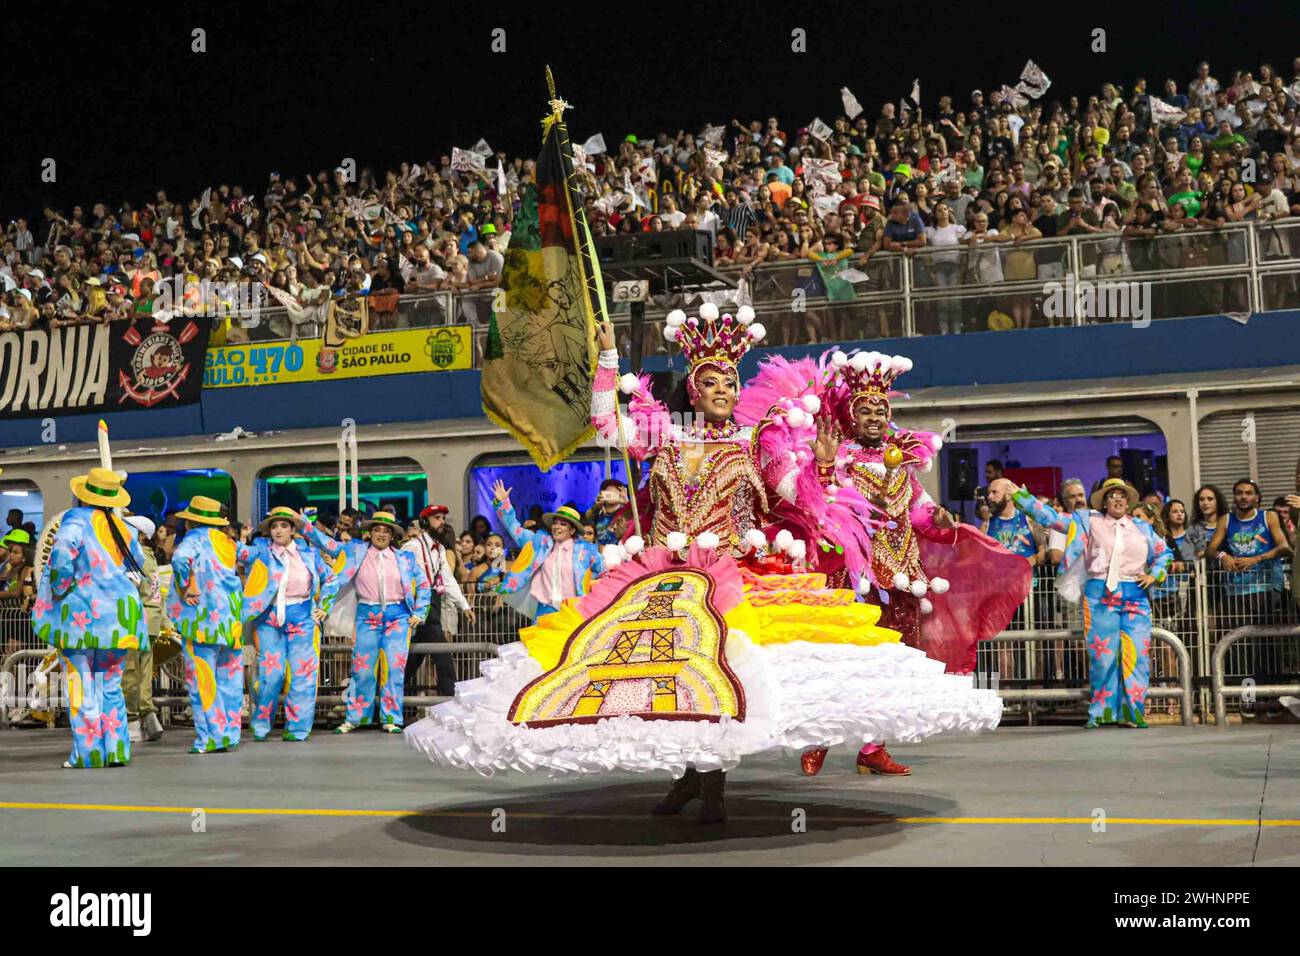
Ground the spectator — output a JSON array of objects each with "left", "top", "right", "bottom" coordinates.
[
  {"left": 588, "top": 479, "right": 629, "bottom": 546},
  {"left": 1092, "top": 456, "right": 1125, "bottom": 493},
  {"left": 1047, "top": 479, "right": 1088, "bottom": 566},
  {"left": 964, "top": 210, "right": 1002, "bottom": 284},
  {"left": 1208, "top": 479, "right": 1293, "bottom": 626},
  {"left": 1185, "top": 484, "right": 1228, "bottom": 558},
  {"left": 401, "top": 505, "right": 473, "bottom": 699},
  {"left": 999, "top": 206, "right": 1041, "bottom": 329},
  {"left": 924, "top": 202, "right": 967, "bottom": 334},
  {"left": 882, "top": 198, "right": 927, "bottom": 254},
  {"left": 0, "top": 532, "right": 35, "bottom": 611}
]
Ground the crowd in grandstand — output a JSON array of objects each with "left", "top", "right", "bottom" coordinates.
[{"left": 4, "top": 57, "right": 1300, "bottom": 342}]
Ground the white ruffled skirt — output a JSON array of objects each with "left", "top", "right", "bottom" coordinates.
[{"left": 404, "top": 629, "right": 1001, "bottom": 778}]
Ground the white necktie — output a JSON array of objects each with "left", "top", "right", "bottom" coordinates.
[
  {"left": 1106, "top": 519, "right": 1124, "bottom": 593},
  {"left": 376, "top": 549, "right": 388, "bottom": 607},
  {"left": 274, "top": 545, "right": 292, "bottom": 623},
  {"left": 550, "top": 545, "right": 564, "bottom": 607}
]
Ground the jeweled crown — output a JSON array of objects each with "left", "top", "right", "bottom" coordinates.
[
  {"left": 831, "top": 350, "right": 914, "bottom": 410},
  {"left": 664, "top": 303, "right": 766, "bottom": 379}
]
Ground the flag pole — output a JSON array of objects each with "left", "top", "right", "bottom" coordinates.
[{"left": 545, "top": 66, "right": 643, "bottom": 538}]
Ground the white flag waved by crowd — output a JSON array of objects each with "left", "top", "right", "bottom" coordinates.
[
  {"left": 451, "top": 147, "right": 486, "bottom": 172},
  {"left": 998, "top": 84, "right": 1030, "bottom": 109},
  {"left": 803, "top": 158, "right": 841, "bottom": 196},
  {"left": 1148, "top": 95, "right": 1187, "bottom": 127},
  {"left": 840, "top": 86, "right": 864, "bottom": 120},
  {"left": 471, "top": 138, "right": 493, "bottom": 157},
  {"left": 1017, "top": 59, "right": 1051, "bottom": 99},
  {"left": 580, "top": 132, "right": 607, "bottom": 156},
  {"left": 809, "top": 117, "right": 834, "bottom": 141}
]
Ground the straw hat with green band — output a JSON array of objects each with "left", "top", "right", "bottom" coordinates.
[
  {"left": 542, "top": 505, "right": 584, "bottom": 532},
  {"left": 70, "top": 467, "right": 131, "bottom": 508},
  {"left": 258, "top": 506, "right": 305, "bottom": 535},
  {"left": 1089, "top": 478, "right": 1140, "bottom": 511},
  {"left": 175, "top": 495, "right": 229, "bottom": 527},
  {"left": 361, "top": 510, "right": 406, "bottom": 541}
]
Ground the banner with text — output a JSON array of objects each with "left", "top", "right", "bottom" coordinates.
[
  {"left": 0, "top": 316, "right": 211, "bottom": 418},
  {"left": 203, "top": 325, "right": 473, "bottom": 388}
]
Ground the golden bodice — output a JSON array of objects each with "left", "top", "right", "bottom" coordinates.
[{"left": 649, "top": 440, "right": 768, "bottom": 554}]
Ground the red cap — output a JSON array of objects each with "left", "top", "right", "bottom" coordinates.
[{"left": 420, "top": 504, "right": 449, "bottom": 518}]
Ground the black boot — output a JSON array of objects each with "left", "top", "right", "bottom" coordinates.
[
  {"left": 697, "top": 770, "right": 726, "bottom": 823},
  {"left": 652, "top": 768, "right": 701, "bottom": 815}
]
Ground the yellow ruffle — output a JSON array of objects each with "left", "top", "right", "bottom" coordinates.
[
  {"left": 748, "top": 595, "right": 900, "bottom": 647},
  {"left": 518, "top": 582, "right": 899, "bottom": 670}
]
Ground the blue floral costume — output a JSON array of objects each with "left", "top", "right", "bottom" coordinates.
[
  {"left": 242, "top": 538, "right": 340, "bottom": 740},
  {"left": 31, "top": 507, "right": 148, "bottom": 768},
  {"left": 303, "top": 522, "right": 431, "bottom": 728},
  {"left": 167, "top": 528, "right": 253, "bottom": 752},
  {"left": 1013, "top": 489, "right": 1172, "bottom": 725}
]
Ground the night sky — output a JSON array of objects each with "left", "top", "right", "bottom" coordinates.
[{"left": 3, "top": 0, "right": 1294, "bottom": 223}]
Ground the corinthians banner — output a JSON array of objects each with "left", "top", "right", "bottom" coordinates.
[{"left": 0, "top": 317, "right": 210, "bottom": 418}]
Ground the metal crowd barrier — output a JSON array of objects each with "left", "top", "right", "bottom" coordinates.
[
  {"left": 191, "top": 219, "right": 1300, "bottom": 372},
  {"left": 314, "top": 640, "right": 501, "bottom": 714},
  {"left": 1, "top": 561, "right": 1292, "bottom": 727},
  {"left": 981, "top": 627, "right": 1194, "bottom": 726},
  {"left": 1211, "top": 624, "right": 1300, "bottom": 728}
]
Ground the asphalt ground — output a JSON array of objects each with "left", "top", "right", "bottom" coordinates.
[{"left": 0, "top": 723, "right": 1295, "bottom": 866}]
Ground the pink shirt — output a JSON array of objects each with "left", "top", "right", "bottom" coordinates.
[
  {"left": 272, "top": 543, "right": 313, "bottom": 601},
  {"left": 531, "top": 539, "right": 578, "bottom": 607},
  {"left": 1085, "top": 514, "right": 1150, "bottom": 582},
  {"left": 355, "top": 546, "right": 404, "bottom": 605}
]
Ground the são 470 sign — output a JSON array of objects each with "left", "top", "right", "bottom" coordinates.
[{"left": 203, "top": 325, "right": 472, "bottom": 388}]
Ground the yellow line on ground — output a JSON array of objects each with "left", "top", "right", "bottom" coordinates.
[{"left": 1, "top": 802, "right": 1298, "bottom": 826}]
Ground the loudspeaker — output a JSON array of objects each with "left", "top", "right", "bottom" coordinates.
[
  {"left": 945, "top": 447, "right": 979, "bottom": 501},
  {"left": 594, "top": 230, "right": 713, "bottom": 266},
  {"left": 1121, "top": 448, "right": 1155, "bottom": 495}
]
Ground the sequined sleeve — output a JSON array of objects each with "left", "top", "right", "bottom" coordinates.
[{"left": 731, "top": 480, "right": 759, "bottom": 547}]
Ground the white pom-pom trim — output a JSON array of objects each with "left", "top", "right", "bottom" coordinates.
[
  {"left": 624, "top": 535, "right": 645, "bottom": 556},
  {"left": 696, "top": 531, "right": 721, "bottom": 551},
  {"left": 618, "top": 373, "right": 640, "bottom": 395},
  {"left": 801, "top": 395, "right": 821, "bottom": 414},
  {"left": 774, "top": 529, "right": 795, "bottom": 552},
  {"left": 909, "top": 579, "right": 928, "bottom": 598},
  {"left": 788, "top": 539, "right": 807, "bottom": 561},
  {"left": 665, "top": 531, "right": 688, "bottom": 551},
  {"left": 786, "top": 407, "right": 807, "bottom": 429},
  {"left": 736, "top": 305, "right": 755, "bottom": 325},
  {"left": 832, "top": 350, "right": 849, "bottom": 368},
  {"left": 698, "top": 302, "right": 719, "bottom": 321},
  {"left": 663, "top": 326, "right": 679, "bottom": 342},
  {"left": 601, "top": 545, "right": 623, "bottom": 568},
  {"left": 748, "top": 322, "right": 766, "bottom": 342},
  {"left": 930, "top": 576, "right": 950, "bottom": 594},
  {"left": 744, "top": 528, "right": 768, "bottom": 550},
  {"left": 849, "top": 352, "right": 870, "bottom": 372},
  {"left": 892, "top": 572, "right": 911, "bottom": 591},
  {"left": 919, "top": 597, "right": 934, "bottom": 615},
  {"left": 856, "top": 575, "right": 873, "bottom": 595},
  {"left": 665, "top": 309, "right": 687, "bottom": 328}
]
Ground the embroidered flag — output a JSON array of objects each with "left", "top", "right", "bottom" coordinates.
[{"left": 481, "top": 71, "right": 608, "bottom": 470}]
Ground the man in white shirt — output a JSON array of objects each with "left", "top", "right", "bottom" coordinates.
[
  {"left": 659, "top": 194, "right": 687, "bottom": 229},
  {"left": 1048, "top": 479, "right": 1088, "bottom": 566},
  {"left": 401, "top": 505, "right": 473, "bottom": 698}
]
